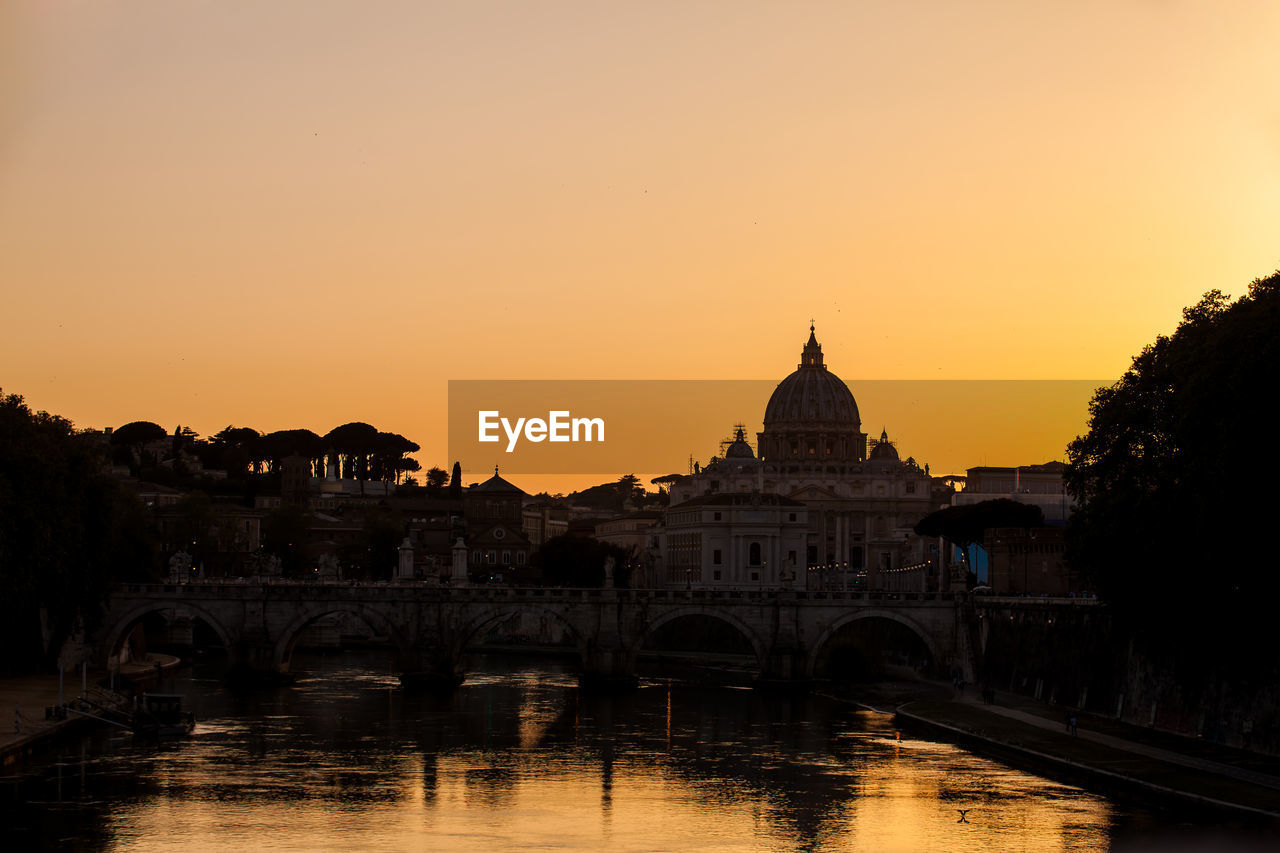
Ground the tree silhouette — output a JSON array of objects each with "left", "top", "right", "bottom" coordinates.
[
  {"left": 324, "top": 422, "right": 379, "bottom": 492},
  {"left": 534, "top": 535, "right": 632, "bottom": 588},
  {"left": 1065, "top": 270, "right": 1280, "bottom": 669},
  {"left": 205, "top": 426, "right": 260, "bottom": 476},
  {"left": 371, "top": 431, "right": 420, "bottom": 484},
  {"left": 258, "top": 429, "right": 323, "bottom": 474},
  {"left": 2, "top": 393, "right": 158, "bottom": 672},
  {"left": 914, "top": 499, "right": 1044, "bottom": 549},
  {"left": 110, "top": 420, "right": 167, "bottom": 470}
]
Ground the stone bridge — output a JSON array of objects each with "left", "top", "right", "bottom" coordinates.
[{"left": 96, "top": 583, "right": 975, "bottom": 689}]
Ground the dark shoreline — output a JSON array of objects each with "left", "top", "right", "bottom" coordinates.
[{"left": 888, "top": 702, "right": 1280, "bottom": 826}]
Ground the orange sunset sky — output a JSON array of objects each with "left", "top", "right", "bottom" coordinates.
[{"left": 3, "top": 2, "right": 1278, "bottom": 491}]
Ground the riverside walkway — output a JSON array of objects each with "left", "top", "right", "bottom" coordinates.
[
  {"left": 0, "top": 656, "right": 179, "bottom": 767},
  {"left": 895, "top": 687, "right": 1280, "bottom": 821},
  {"left": 0, "top": 673, "right": 84, "bottom": 768}
]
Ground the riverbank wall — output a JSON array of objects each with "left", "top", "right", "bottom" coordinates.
[
  {"left": 894, "top": 698, "right": 1280, "bottom": 823},
  {"left": 975, "top": 600, "right": 1280, "bottom": 756}
]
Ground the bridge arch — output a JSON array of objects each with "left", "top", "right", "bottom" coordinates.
[
  {"left": 805, "top": 610, "right": 942, "bottom": 679},
  {"left": 453, "top": 605, "right": 590, "bottom": 662},
  {"left": 273, "top": 603, "right": 411, "bottom": 674},
  {"left": 99, "top": 600, "right": 236, "bottom": 666},
  {"left": 633, "top": 606, "right": 768, "bottom": 672}
]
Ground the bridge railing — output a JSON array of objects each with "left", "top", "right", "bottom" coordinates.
[
  {"left": 112, "top": 582, "right": 964, "bottom": 606},
  {"left": 972, "top": 595, "right": 1101, "bottom": 607}
]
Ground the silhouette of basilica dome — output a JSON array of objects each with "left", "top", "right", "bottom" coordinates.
[
  {"left": 762, "top": 326, "right": 861, "bottom": 430},
  {"left": 757, "top": 326, "right": 867, "bottom": 465}
]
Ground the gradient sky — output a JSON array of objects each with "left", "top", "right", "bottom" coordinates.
[{"left": 3, "top": 2, "right": 1278, "bottom": 488}]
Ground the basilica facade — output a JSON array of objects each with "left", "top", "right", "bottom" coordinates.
[{"left": 661, "top": 327, "right": 954, "bottom": 591}]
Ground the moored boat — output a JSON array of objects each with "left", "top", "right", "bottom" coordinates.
[{"left": 133, "top": 693, "right": 195, "bottom": 737}]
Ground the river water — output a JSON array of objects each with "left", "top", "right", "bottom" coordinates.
[{"left": 2, "top": 652, "right": 1270, "bottom": 851}]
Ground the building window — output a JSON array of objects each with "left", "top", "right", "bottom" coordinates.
[
  {"left": 788, "top": 550, "right": 797, "bottom": 565},
  {"left": 473, "top": 550, "right": 481, "bottom": 564},
  {"left": 713, "top": 512, "right": 722, "bottom": 521},
  {"left": 494, "top": 527, "right": 505, "bottom": 539},
  {"left": 486, "top": 551, "right": 495, "bottom": 565},
  {"left": 713, "top": 570, "right": 722, "bottom": 581},
  {"left": 501, "top": 550, "right": 510, "bottom": 564},
  {"left": 749, "top": 542, "right": 761, "bottom": 565},
  {"left": 712, "top": 549, "right": 722, "bottom": 565},
  {"left": 906, "top": 482, "right": 916, "bottom": 494},
  {"left": 516, "top": 551, "right": 526, "bottom": 564},
  {"left": 751, "top": 572, "right": 759, "bottom": 581},
  {"left": 789, "top": 513, "right": 797, "bottom": 522}
]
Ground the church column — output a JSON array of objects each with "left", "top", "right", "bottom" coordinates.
[
  {"left": 832, "top": 515, "right": 841, "bottom": 586},
  {"left": 864, "top": 514, "right": 874, "bottom": 590},
  {"left": 838, "top": 515, "right": 848, "bottom": 588}
]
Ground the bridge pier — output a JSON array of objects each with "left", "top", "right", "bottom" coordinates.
[
  {"left": 755, "top": 597, "right": 810, "bottom": 690},
  {"left": 399, "top": 648, "right": 465, "bottom": 692},
  {"left": 578, "top": 592, "right": 638, "bottom": 691},
  {"left": 226, "top": 640, "right": 291, "bottom": 686},
  {"left": 579, "top": 648, "right": 638, "bottom": 692},
  {"left": 755, "top": 647, "right": 811, "bottom": 691}
]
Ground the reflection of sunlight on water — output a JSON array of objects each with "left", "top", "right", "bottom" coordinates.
[{"left": 26, "top": 654, "right": 1170, "bottom": 851}]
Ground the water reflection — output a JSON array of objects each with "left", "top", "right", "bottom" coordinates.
[{"left": 1, "top": 651, "right": 1268, "bottom": 851}]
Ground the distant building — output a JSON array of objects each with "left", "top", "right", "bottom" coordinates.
[
  {"left": 984, "top": 526, "right": 1074, "bottom": 595},
  {"left": 595, "top": 510, "right": 664, "bottom": 588},
  {"left": 663, "top": 492, "right": 808, "bottom": 589},
  {"left": 954, "top": 462, "right": 1073, "bottom": 524},
  {"left": 595, "top": 511, "right": 663, "bottom": 553},
  {"left": 662, "top": 327, "right": 953, "bottom": 591},
  {"left": 522, "top": 504, "right": 570, "bottom": 547},
  {"left": 127, "top": 480, "right": 184, "bottom": 509},
  {"left": 153, "top": 502, "right": 265, "bottom": 577},
  {"left": 389, "top": 495, "right": 466, "bottom": 580},
  {"left": 280, "top": 454, "right": 311, "bottom": 505},
  {"left": 464, "top": 468, "right": 534, "bottom": 578}
]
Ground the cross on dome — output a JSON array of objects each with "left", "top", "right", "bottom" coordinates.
[{"left": 801, "top": 323, "right": 823, "bottom": 367}]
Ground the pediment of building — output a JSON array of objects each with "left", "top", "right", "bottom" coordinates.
[{"left": 787, "top": 484, "right": 842, "bottom": 502}]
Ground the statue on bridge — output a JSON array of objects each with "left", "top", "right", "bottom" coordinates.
[
  {"left": 263, "top": 554, "right": 282, "bottom": 579},
  {"left": 318, "top": 553, "right": 340, "bottom": 581},
  {"left": 167, "top": 550, "right": 192, "bottom": 584}
]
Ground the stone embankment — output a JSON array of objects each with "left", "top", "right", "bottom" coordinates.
[
  {"left": 0, "top": 673, "right": 95, "bottom": 768},
  {"left": 0, "top": 654, "right": 180, "bottom": 767},
  {"left": 890, "top": 686, "right": 1280, "bottom": 822}
]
